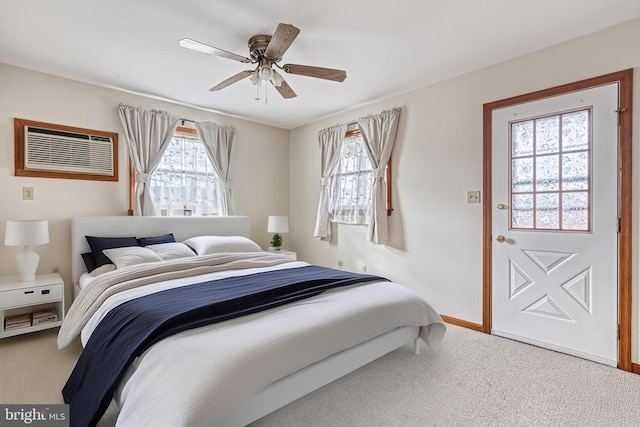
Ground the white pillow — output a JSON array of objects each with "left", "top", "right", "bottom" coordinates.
[
  {"left": 146, "top": 242, "right": 196, "bottom": 260},
  {"left": 103, "top": 246, "right": 163, "bottom": 268},
  {"left": 182, "top": 235, "right": 262, "bottom": 256}
]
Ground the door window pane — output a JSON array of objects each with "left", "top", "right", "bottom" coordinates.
[
  {"left": 512, "top": 194, "right": 534, "bottom": 228},
  {"left": 535, "top": 154, "right": 560, "bottom": 192},
  {"left": 562, "top": 152, "right": 589, "bottom": 191},
  {"left": 512, "top": 158, "right": 534, "bottom": 192},
  {"left": 562, "top": 192, "right": 589, "bottom": 230},
  {"left": 509, "top": 109, "right": 591, "bottom": 231},
  {"left": 512, "top": 121, "right": 534, "bottom": 157},
  {"left": 536, "top": 193, "right": 559, "bottom": 229},
  {"left": 535, "top": 116, "right": 560, "bottom": 155},
  {"left": 562, "top": 110, "right": 589, "bottom": 151}
]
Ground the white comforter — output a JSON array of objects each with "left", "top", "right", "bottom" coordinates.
[{"left": 76, "top": 258, "right": 445, "bottom": 426}]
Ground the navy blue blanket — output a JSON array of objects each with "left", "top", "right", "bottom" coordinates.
[{"left": 62, "top": 265, "right": 388, "bottom": 427}]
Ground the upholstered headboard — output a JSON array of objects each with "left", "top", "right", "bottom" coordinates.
[{"left": 71, "top": 216, "right": 251, "bottom": 285}]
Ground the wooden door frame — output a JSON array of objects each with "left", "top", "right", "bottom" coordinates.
[{"left": 482, "top": 69, "right": 634, "bottom": 371}]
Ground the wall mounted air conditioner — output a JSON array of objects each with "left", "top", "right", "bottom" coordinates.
[
  {"left": 14, "top": 118, "right": 118, "bottom": 181},
  {"left": 24, "top": 126, "right": 114, "bottom": 175}
]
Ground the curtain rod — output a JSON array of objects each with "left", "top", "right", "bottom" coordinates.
[{"left": 180, "top": 118, "right": 195, "bottom": 125}]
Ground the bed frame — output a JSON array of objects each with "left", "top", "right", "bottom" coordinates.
[{"left": 70, "top": 215, "right": 420, "bottom": 426}]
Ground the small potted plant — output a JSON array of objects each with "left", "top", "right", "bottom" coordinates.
[{"left": 270, "top": 233, "right": 283, "bottom": 251}]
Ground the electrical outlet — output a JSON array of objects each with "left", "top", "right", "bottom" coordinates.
[
  {"left": 23, "top": 187, "right": 34, "bottom": 200},
  {"left": 361, "top": 264, "right": 367, "bottom": 272},
  {"left": 337, "top": 260, "right": 344, "bottom": 268},
  {"left": 466, "top": 190, "right": 480, "bottom": 204}
]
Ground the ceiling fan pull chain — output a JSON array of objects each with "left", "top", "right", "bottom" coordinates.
[
  {"left": 255, "top": 84, "right": 260, "bottom": 101},
  {"left": 265, "top": 84, "right": 269, "bottom": 105}
]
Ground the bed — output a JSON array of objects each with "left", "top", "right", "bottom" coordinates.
[{"left": 61, "top": 215, "right": 446, "bottom": 427}]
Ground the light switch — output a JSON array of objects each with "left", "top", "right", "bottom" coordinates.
[{"left": 466, "top": 190, "right": 480, "bottom": 204}]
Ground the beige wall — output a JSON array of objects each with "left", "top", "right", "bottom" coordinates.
[
  {"left": 289, "top": 18, "right": 640, "bottom": 362},
  {"left": 0, "top": 64, "right": 289, "bottom": 305}
]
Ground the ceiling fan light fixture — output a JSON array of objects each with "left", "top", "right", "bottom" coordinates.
[
  {"left": 270, "top": 70, "right": 284, "bottom": 87},
  {"left": 249, "top": 70, "right": 262, "bottom": 86},
  {"left": 260, "top": 66, "right": 274, "bottom": 80},
  {"left": 251, "top": 64, "right": 283, "bottom": 87}
]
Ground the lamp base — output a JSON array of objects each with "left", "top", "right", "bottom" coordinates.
[{"left": 15, "top": 246, "right": 40, "bottom": 282}]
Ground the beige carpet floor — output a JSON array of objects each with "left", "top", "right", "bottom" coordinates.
[
  {"left": 0, "top": 328, "right": 79, "bottom": 405},
  {"left": 1, "top": 324, "right": 640, "bottom": 426}
]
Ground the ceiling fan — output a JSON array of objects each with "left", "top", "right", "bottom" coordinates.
[{"left": 179, "top": 23, "right": 347, "bottom": 99}]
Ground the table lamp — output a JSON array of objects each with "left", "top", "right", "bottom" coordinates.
[
  {"left": 4, "top": 220, "right": 49, "bottom": 281},
  {"left": 267, "top": 216, "right": 289, "bottom": 251}
]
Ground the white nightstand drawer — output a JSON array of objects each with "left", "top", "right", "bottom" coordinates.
[{"left": 2, "top": 283, "right": 63, "bottom": 309}]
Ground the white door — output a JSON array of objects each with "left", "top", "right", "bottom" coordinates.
[{"left": 491, "top": 84, "right": 619, "bottom": 366}]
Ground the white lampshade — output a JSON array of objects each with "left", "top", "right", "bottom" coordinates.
[
  {"left": 5, "top": 220, "right": 49, "bottom": 282},
  {"left": 267, "top": 216, "right": 289, "bottom": 234},
  {"left": 5, "top": 220, "right": 49, "bottom": 246}
]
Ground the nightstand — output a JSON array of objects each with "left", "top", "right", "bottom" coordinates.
[
  {"left": 0, "top": 273, "right": 65, "bottom": 339},
  {"left": 267, "top": 247, "right": 297, "bottom": 260}
]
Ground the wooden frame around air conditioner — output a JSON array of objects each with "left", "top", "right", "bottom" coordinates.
[{"left": 14, "top": 118, "right": 118, "bottom": 181}]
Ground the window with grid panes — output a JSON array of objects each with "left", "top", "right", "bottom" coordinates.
[
  {"left": 149, "top": 127, "right": 222, "bottom": 216},
  {"left": 510, "top": 109, "right": 591, "bottom": 231},
  {"left": 329, "top": 130, "right": 392, "bottom": 224}
]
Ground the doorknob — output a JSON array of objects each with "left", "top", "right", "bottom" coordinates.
[
  {"left": 497, "top": 204, "right": 507, "bottom": 210},
  {"left": 496, "top": 235, "right": 506, "bottom": 243}
]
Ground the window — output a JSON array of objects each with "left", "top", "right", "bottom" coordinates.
[
  {"left": 329, "top": 130, "right": 392, "bottom": 224},
  {"left": 149, "top": 127, "right": 222, "bottom": 216},
  {"left": 510, "top": 109, "right": 591, "bottom": 231}
]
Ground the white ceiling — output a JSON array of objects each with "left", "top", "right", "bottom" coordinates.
[{"left": 2, "top": 1, "right": 640, "bottom": 130}]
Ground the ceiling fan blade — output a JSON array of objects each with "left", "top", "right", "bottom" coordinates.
[
  {"left": 273, "top": 79, "right": 297, "bottom": 99},
  {"left": 282, "top": 64, "right": 347, "bottom": 82},
  {"left": 180, "top": 38, "right": 252, "bottom": 63},
  {"left": 209, "top": 70, "right": 253, "bottom": 92},
  {"left": 264, "top": 23, "right": 300, "bottom": 61}
]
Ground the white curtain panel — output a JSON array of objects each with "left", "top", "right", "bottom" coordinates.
[
  {"left": 118, "top": 104, "right": 179, "bottom": 216},
  {"left": 313, "top": 124, "right": 347, "bottom": 240},
  {"left": 195, "top": 121, "right": 235, "bottom": 215},
  {"left": 357, "top": 108, "right": 401, "bottom": 244}
]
